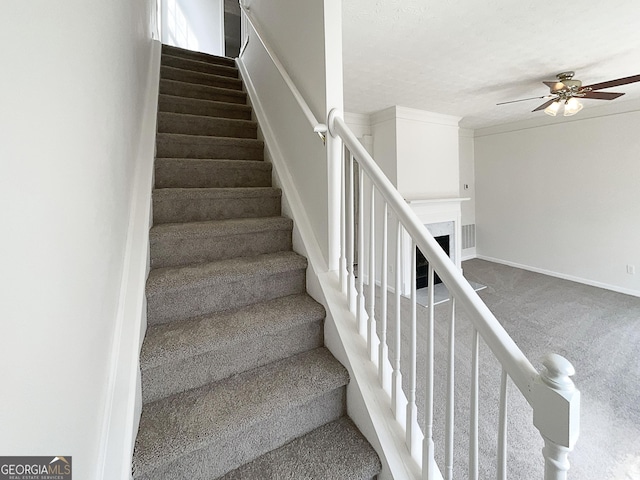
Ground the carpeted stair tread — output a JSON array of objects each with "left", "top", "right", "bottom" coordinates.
[
  {"left": 147, "top": 251, "right": 305, "bottom": 294},
  {"left": 132, "top": 347, "right": 349, "bottom": 478},
  {"left": 140, "top": 294, "right": 325, "bottom": 403},
  {"left": 157, "top": 112, "right": 257, "bottom": 138},
  {"left": 150, "top": 216, "right": 293, "bottom": 268},
  {"left": 161, "top": 65, "right": 243, "bottom": 90},
  {"left": 160, "top": 79, "right": 246, "bottom": 104},
  {"left": 162, "top": 44, "right": 236, "bottom": 67},
  {"left": 154, "top": 158, "right": 271, "bottom": 188},
  {"left": 152, "top": 187, "right": 281, "bottom": 224},
  {"left": 146, "top": 251, "right": 307, "bottom": 324},
  {"left": 141, "top": 293, "right": 323, "bottom": 369},
  {"left": 219, "top": 417, "right": 382, "bottom": 480},
  {"left": 158, "top": 95, "right": 252, "bottom": 120},
  {"left": 156, "top": 132, "right": 263, "bottom": 159},
  {"left": 161, "top": 53, "right": 239, "bottom": 78}
]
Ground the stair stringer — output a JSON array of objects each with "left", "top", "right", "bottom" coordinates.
[{"left": 238, "top": 56, "right": 429, "bottom": 480}]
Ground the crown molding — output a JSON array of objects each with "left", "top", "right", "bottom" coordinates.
[{"left": 474, "top": 98, "right": 640, "bottom": 137}]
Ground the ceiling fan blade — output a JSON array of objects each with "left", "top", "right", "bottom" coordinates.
[
  {"left": 532, "top": 99, "right": 556, "bottom": 112},
  {"left": 543, "top": 81, "right": 565, "bottom": 91},
  {"left": 581, "top": 91, "right": 626, "bottom": 100},
  {"left": 496, "top": 96, "right": 548, "bottom": 106},
  {"left": 583, "top": 74, "right": 640, "bottom": 91}
]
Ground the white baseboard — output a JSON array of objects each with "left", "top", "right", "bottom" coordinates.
[
  {"left": 476, "top": 255, "right": 640, "bottom": 298},
  {"left": 96, "top": 39, "right": 161, "bottom": 480}
]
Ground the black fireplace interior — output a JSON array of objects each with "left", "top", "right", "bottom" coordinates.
[{"left": 416, "top": 235, "right": 450, "bottom": 289}]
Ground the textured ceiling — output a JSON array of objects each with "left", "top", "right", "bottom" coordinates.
[{"left": 342, "top": 0, "right": 640, "bottom": 129}]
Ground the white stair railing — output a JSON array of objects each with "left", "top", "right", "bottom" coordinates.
[
  {"left": 327, "top": 111, "right": 580, "bottom": 480},
  {"left": 238, "top": 3, "right": 580, "bottom": 478}
]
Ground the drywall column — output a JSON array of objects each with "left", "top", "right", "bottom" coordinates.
[
  {"left": 0, "top": 0, "right": 158, "bottom": 478},
  {"left": 240, "top": 0, "right": 344, "bottom": 268}
]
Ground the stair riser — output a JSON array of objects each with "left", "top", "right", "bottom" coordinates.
[
  {"left": 161, "top": 66, "right": 243, "bottom": 90},
  {"left": 160, "top": 80, "right": 246, "bottom": 104},
  {"left": 135, "top": 388, "right": 345, "bottom": 480},
  {"left": 156, "top": 135, "right": 263, "bottom": 160},
  {"left": 157, "top": 113, "right": 257, "bottom": 138},
  {"left": 154, "top": 161, "right": 271, "bottom": 189},
  {"left": 158, "top": 95, "right": 252, "bottom": 120},
  {"left": 162, "top": 46, "right": 236, "bottom": 67},
  {"left": 150, "top": 229, "right": 292, "bottom": 269},
  {"left": 153, "top": 193, "right": 281, "bottom": 224},
  {"left": 147, "top": 268, "right": 306, "bottom": 325},
  {"left": 142, "top": 320, "right": 323, "bottom": 403},
  {"left": 162, "top": 54, "right": 239, "bottom": 78}
]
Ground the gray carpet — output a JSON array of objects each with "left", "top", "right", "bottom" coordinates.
[
  {"left": 375, "top": 258, "right": 640, "bottom": 479},
  {"left": 133, "top": 44, "right": 381, "bottom": 479}
]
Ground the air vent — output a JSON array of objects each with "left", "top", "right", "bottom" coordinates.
[{"left": 462, "top": 224, "right": 476, "bottom": 249}]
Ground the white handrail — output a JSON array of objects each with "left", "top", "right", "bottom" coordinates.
[
  {"left": 330, "top": 112, "right": 539, "bottom": 396},
  {"left": 239, "top": 2, "right": 327, "bottom": 142},
  {"left": 328, "top": 110, "right": 580, "bottom": 479}
]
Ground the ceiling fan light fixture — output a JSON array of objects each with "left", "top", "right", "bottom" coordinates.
[
  {"left": 544, "top": 101, "right": 561, "bottom": 116},
  {"left": 563, "top": 97, "right": 583, "bottom": 116}
]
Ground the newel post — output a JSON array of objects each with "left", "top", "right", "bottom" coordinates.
[
  {"left": 532, "top": 354, "right": 580, "bottom": 480},
  {"left": 326, "top": 109, "right": 343, "bottom": 273}
]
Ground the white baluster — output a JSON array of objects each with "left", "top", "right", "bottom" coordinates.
[
  {"left": 497, "top": 368, "right": 508, "bottom": 480},
  {"left": 339, "top": 145, "right": 347, "bottom": 294},
  {"left": 469, "top": 328, "right": 480, "bottom": 480},
  {"left": 533, "top": 354, "right": 580, "bottom": 480},
  {"left": 406, "top": 241, "right": 420, "bottom": 459},
  {"left": 367, "top": 181, "right": 377, "bottom": 363},
  {"left": 423, "top": 264, "right": 436, "bottom": 480},
  {"left": 445, "top": 297, "right": 456, "bottom": 480},
  {"left": 379, "top": 203, "right": 391, "bottom": 394},
  {"left": 391, "top": 219, "right": 403, "bottom": 423},
  {"left": 346, "top": 153, "right": 355, "bottom": 313},
  {"left": 356, "top": 165, "right": 366, "bottom": 337}
]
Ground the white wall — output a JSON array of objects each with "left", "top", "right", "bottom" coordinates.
[
  {"left": 162, "top": 0, "right": 224, "bottom": 55},
  {"left": 475, "top": 110, "right": 640, "bottom": 296},
  {"left": 0, "top": 0, "right": 158, "bottom": 478},
  {"left": 239, "top": 0, "right": 343, "bottom": 266}
]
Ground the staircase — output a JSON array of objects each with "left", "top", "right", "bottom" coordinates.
[{"left": 131, "top": 44, "right": 382, "bottom": 479}]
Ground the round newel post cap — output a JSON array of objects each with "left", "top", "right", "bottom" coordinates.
[{"left": 541, "top": 353, "right": 576, "bottom": 390}]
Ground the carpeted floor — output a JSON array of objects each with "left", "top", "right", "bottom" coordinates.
[{"left": 375, "top": 258, "right": 640, "bottom": 479}]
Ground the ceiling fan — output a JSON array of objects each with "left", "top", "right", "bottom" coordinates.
[{"left": 497, "top": 71, "right": 640, "bottom": 116}]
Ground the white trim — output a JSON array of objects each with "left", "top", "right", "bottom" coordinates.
[
  {"left": 459, "top": 127, "right": 475, "bottom": 138},
  {"left": 219, "top": 0, "right": 226, "bottom": 57},
  {"left": 477, "top": 255, "right": 640, "bottom": 298},
  {"left": 461, "top": 252, "right": 478, "bottom": 262},
  {"left": 344, "top": 111, "right": 372, "bottom": 128},
  {"left": 371, "top": 105, "right": 461, "bottom": 127},
  {"left": 474, "top": 98, "right": 640, "bottom": 137},
  {"left": 96, "top": 40, "right": 161, "bottom": 480}
]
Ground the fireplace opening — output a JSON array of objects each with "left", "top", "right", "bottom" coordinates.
[{"left": 416, "top": 235, "right": 450, "bottom": 289}]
